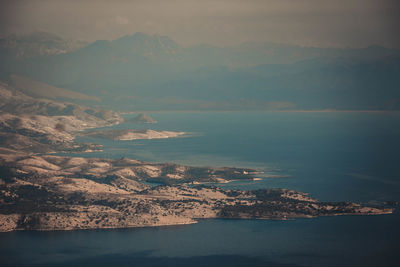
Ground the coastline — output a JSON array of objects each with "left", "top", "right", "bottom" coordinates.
[
  {"left": 0, "top": 106, "right": 395, "bottom": 233},
  {"left": 1, "top": 208, "right": 394, "bottom": 233},
  {"left": 80, "top": 129, "right": 187, "bottom": 141}
]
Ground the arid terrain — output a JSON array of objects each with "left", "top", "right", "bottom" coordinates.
[
  {"left": 81, "top": 129, "right": 186, "bottom": 141},
  {"left": 0, "top": 78, "right": 393, "bottom": 232}
]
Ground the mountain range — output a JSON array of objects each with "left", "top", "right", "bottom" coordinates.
[{"left": 1, "top": 31, "right": 400, "bottom": 110}]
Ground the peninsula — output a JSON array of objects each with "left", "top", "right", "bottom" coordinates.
[
  {"left": 81, "top": 129, "right": 185, "bottom": 141},
  {"left": 0, "top": 81, "right": 393, "bottom": 232}
]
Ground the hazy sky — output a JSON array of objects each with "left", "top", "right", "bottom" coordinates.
[{"left": 1, "top": 0, "right": 399, "bottom": 48}]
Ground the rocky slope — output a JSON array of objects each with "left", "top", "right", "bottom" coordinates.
[
  {"left": 0, "top": 81, "right": 122, "bottom": 153},
  {"left": 10, "top": 74, "right": 100, "bottom": 102},
  {"left": 0, "top": 152, "right": 392, "bottom": 232}
]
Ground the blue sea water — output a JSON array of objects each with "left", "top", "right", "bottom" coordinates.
[
  {"left": 1, "top": 111, "right": 399, "bottom": 266},
  {"left": 69, "top": 111, "right": 400, "bottom": 202}
]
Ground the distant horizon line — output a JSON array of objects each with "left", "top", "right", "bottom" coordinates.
[
  {"left": 1, "top": 30, "right": 398, "bottom": 51},
  {"left": 120, "top": 109, "right": 400, "bottom": 114}
]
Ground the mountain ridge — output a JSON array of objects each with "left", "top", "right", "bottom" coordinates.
[{"left": 1, "top": 32, "right": 400, "bottom": 111}]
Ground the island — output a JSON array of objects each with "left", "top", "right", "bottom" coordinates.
[{"left": 127, "top": 113, "right": 157, "bottom": 124}]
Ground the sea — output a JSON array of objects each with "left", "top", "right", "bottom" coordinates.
[{"left": 1, "top": 111, "right": 399, "bottom": 267}]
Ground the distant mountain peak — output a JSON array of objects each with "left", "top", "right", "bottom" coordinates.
[
  {"left": 114, "top": 32, "right": 178, "bottom": 48},
  {"left": 112, "top": 32, "right": 181, "bottom": 60},
  {"left": 116, "top": 32, "right": 151, "bottom": 42}
]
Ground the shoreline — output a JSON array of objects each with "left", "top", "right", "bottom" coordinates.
[
  {"left": 80, "top": 129, "right": 187, "bottom": 141},
  {"left": 1, "top": 210, "right": 396, "bottom": 233},
  {"left": 0, "top": 106, "right": 395, "bottom": 233},
  {"left": 118, "top": 109, "right": 400, "bottom": 115}
]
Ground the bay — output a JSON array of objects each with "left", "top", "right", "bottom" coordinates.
[{"left": 2, "top": 111, "right": 399, "bottom": 267}]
